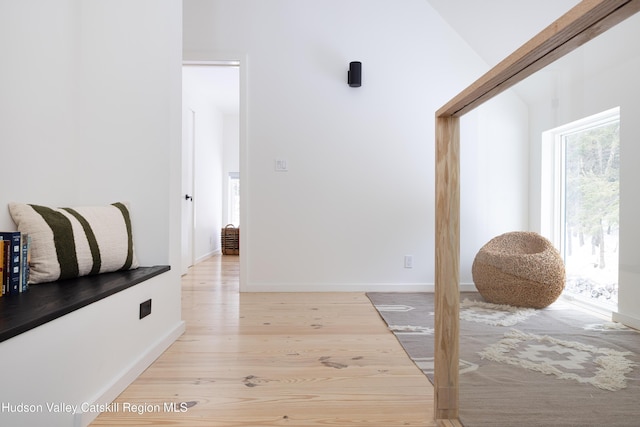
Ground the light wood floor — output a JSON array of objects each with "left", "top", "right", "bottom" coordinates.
[{"left": 92, "top": 255, "right": 435, "bottom": 426}]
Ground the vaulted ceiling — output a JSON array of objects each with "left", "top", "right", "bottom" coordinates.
[
  {"left": 426, "top": 0, "right": 581, "bottom": 67},
  {"left": 426, "top": 0, "right": 640, "bottom": 106}
]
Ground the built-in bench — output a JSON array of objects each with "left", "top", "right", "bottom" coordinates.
[{"left": 0, "top": 265, "right": 170, "bottom": 343}]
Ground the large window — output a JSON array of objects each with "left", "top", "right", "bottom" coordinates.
[{"left": 542, "top": 108, "right": 620, "bottom": 312}]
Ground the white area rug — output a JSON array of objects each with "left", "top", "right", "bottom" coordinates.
[
  {"left": 460, "top": 298, "right": 538, "bottom": 326},
  {"left": 479, "top": 328, "right": 635, "bottom": 391}
]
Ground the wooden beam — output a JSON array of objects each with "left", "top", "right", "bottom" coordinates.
[
  {"left": 437, "top": 0, "right": 640, "bottom": 117},
  {"left": 434, "top": 115, "right": 460, "bottom": 422},
  {"left": 433, "top": 0, "right": 640, "bottom": 423}
]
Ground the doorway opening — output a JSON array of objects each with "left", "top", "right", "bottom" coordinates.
[{"left": 181, "top": 61, "right": 240, "bottom": 274}]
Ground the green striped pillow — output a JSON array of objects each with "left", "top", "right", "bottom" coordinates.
[{"left": 8, "top": 202, "right": 139, "bottom": 284}]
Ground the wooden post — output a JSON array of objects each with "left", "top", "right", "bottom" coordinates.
[
  {"left": 434, "top": 115, "right": 460, "bottom": 423},
  {"left": 432, "top": 2, "right": 640, "bottom": 424}
]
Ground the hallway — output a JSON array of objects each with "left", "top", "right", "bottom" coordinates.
[{"left": 92, "top": 255, "right": 434, "bottom": 426}]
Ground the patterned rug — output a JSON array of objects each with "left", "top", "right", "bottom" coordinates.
[{"left": 366, "top": 292, "right": 640, "bottom": 427}]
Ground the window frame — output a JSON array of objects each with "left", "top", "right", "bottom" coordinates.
[{"left": 541, "top": 106, "right": 620, "bottom": 254}]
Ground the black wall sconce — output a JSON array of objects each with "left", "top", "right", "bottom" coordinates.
[{"left": 348, "top": 61, "right": 362, "bottom": 87}]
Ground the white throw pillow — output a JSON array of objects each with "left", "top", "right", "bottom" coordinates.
[{"left": 8, "top": 202, "right": 139, "bottom": 284}]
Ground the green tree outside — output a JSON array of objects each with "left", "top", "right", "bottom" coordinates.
[{"left": 564, "top": 120, "right": 619, "bottom": 271}]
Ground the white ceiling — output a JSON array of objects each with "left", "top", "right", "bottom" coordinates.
[
  {"left": 426, "top": 0, "right": 640, "bottom": 106},
  {"left": 426, "top": 0, "right": 581, "bottom": 67}
]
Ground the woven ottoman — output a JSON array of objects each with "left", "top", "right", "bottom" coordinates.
[{"left": 472, "top": 231, "right": 565, "bottom": 308}]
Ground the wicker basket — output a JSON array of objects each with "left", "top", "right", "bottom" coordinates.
[{"left": 221, "top": 224, "right": 239, "bottom": 255}]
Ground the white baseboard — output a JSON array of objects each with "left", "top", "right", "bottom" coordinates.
[
  {"left": 612, "top": 311, "right": 640, "bottom": 330},
  {"left": 460, "top": 283, "right": 478, "bottom": 292},
  {"left": 242, "top": 282, "right": 478, "bottom": 293},
  {"left": 74, "top": 321, "right": 186, "bottom": 427},
  {"left": 195, "top": 249, "right": 220, "bottom": 264}
]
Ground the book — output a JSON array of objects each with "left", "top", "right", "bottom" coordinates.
[
  {"left": 0, "top": 232, "right": 21, "bottom": 295},
  {"left": 20, "top": 233, "right": 30, "bottom": 292},
  {"left": 0, "top": 241, "right": 4, "bottom": 297},
  {"left": 2, "top": 240, "right": 9, "bottom": 296}
]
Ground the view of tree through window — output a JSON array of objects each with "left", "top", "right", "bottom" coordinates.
[{"left": 562, "top": 118, "right": 619, "bottom": 310}]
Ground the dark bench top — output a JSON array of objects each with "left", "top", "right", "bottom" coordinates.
[{"left": 0, "top": 265, "right": 170, "bottom": 343}]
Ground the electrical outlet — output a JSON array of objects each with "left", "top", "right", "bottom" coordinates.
[
  {"left": 404, "top": 255, "right": 413, "bottom": 269},
  {"left": 139, "top": 299, "right": 152, "bottom": 319}
]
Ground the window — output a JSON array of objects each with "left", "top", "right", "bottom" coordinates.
[
  {"left": 228, "top": 172, "right": 240, "bottom": 227},
  {"left": 542, "top": 107, "right": 620, "bottom": 312}
]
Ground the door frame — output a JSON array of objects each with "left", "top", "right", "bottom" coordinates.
[
  {"left": 180, "top": 107, "right": 196, "bottom": 275},
  {"left": 182, "top": 53, "right": 248, "bottom": 289}
]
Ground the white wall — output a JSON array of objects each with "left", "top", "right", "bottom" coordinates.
[
  {"left": 0, "top": 0, "right": 182, "bottom": 267},
  {"left": 222, "top": 113, "right": 240, "bottom": 226},
  {"left": 182, "top": 68, "right": 223, "bottom": 260},
  {"left": 460, "top": 95, "right": 529, "bottom": 279},
  {"left": 194, "top": 108, "right": 224, "bottom": 259},
  {"left": 183, "top": 0, "right": 529, "bottom": 291},
  {"left": 526, "top": 13, "right": 640, "bottom": 327},
  {"left": 0, "top": 1, "right": 183, "bottom": 425}
]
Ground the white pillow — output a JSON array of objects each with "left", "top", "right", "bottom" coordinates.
[{"left": 8, "top": 202, "right": 139, "bottom": 284}]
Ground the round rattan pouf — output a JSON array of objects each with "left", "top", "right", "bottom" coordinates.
[{"left": 472, "top": 231, "right": 565, "bottom": 308}]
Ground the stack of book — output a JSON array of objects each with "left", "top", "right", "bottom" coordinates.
[{"left": 1, "top": 231, "right": 30, "bottom": 297}]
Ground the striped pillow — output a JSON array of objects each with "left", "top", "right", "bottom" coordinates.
[{"left": 8, "top": 202, "right": 139, "bottom": 284}]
